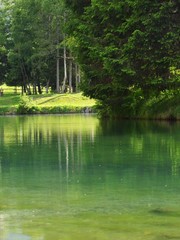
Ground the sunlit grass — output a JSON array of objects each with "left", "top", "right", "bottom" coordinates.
[
  {"left": 0, "top": 84, "right": 21, "bottom": 94},
  {"left": 31, "top": 93, "right": 96, "bottom": 107},
  {"left": 0, "top": 90, "right": 21, "bottom": 114},
  {"left": 0, "top": 84, "right": 96, "bottom": 114}
]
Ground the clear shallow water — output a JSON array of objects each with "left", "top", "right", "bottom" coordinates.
[{"left": 0, "top": 114, "right": 180, "bottom": 240}]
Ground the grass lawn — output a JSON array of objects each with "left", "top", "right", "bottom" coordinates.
[
  {"left": 29, "top": 93, "right": 97, "bottom": 114},
  {"left": 0, "top": 93, "right": 21, "bottom": 114},
  {"left": 0, "top": 85, "right": 97, "bottom": 114},
  {"left": 31, "top": 93, "right": 96, "bottom": 107}
]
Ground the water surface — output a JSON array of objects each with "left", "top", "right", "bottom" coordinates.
[{"left": 0, "top": 115, "right": 180, "bottom": 240}]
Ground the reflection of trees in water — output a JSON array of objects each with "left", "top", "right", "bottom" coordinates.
[
  {"left": 96, "top": 120, "right": 180, "bottom": 176},
  {"left": 0, "top": 117, "right": 97, "bottom": 175},
  {"left": 0, "top": 117, "right": 179, "bottom": 176}
]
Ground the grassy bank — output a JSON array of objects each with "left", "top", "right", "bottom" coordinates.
[
  {"left": 0, "top": 85, "right": 179, "bottom": 119},
  {"left": 0, "top": 85, "right": 97, "bottom": 115}
]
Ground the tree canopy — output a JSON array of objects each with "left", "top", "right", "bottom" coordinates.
[
  {"left": 65, "top": 0, "right": 180, "bottom": 116},
  {"left": 0, "top": 0, "right": 80, "bottom": 94}
]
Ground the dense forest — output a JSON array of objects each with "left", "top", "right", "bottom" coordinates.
[{"left": 0, "top": 0, "right": 179, "bottom": 118}]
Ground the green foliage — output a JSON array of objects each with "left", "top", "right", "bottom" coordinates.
[
  {"left": 65, "top": 0, "right": 180, "bottom": 117},
  {"left": 1, "top": 0, "right": 179, "bottom": 118},
  {"left": 140, "top": 89, "right": 180, "bottom": 120},
  {"left": 2, "top": 0, "right": 66, "bottom": 92},
  {"left": 0, "top": 46, "right": 8, "bottom": 84},
  {"left": 39, "top": 106, "right": 86, "bottom": 114},
  {"left": 17, "top": 96, "right": 39, "bottom": 114},
  {"left": 64, "top": 0, "right": 90, "bottom": 14},
  {"left": 0, "top": 5, "right": 8, "bottom": 84}
]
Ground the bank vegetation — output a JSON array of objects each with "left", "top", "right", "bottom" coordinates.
[{"left": 0, "top": 0, "right": 179, "bottom": 119}]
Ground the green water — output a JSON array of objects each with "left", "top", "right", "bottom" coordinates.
[{"left": 0, "top": 115, "right": 180, "bottom": 240}]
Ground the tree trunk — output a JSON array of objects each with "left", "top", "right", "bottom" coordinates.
[
  {"left": 56, "top": 19, "right": 60, "bottom": 93},
  {"left": 75, "top": 64, "right": 80, "bottom": 92},
  {"left": 69, "top": 52, "right": 73, "bottom": 93},
  {"left": 37, "top": 83, "right": 42, "bottom": 94},
  {"left": 20, "top": 60, "right": 31, "bottom": 95},
  {"left": 62, "top": 14, "right": 67, "bottom": 93},
  {"left": 62, "top": 42, "right": 67, "bottom": 93},
  {"left": 56, "top": 46, "right": 60, "bottom": 93},
  {"left": 21, "top": 85, "right": 24, "bottom": 95},
  {"left": 33, "top": 83, "right": 37, "bottom": 95},
  {"left": 46, "top": 80, "right": 50, "bottom": 93}
]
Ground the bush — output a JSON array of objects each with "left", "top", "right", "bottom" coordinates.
[
  {"left": 16, "top": 96, "right": 39, "bottom": 114},
  {"left": 140, "top": 89, "right": 180, "bottom": 120}
]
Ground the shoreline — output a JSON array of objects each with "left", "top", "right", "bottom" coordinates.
[
  {"left": 0, "top": 91, "right": 179, "bottom": 121},
  {"left": 0, "top": 110, "right": 179, "bottom": 121}
]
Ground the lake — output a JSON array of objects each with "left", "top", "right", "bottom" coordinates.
[{"left": 0, "top": 114, "right": 180, "bottom": 240}]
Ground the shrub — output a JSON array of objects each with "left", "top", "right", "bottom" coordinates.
[{"left": 16, "top": 96, "right": 39, "bottom": 114}]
